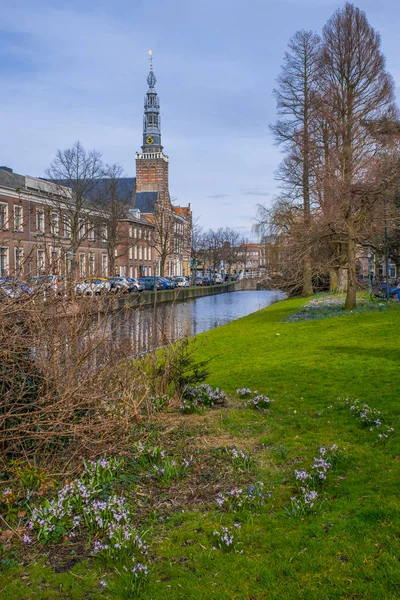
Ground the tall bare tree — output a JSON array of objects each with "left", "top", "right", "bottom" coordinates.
[
  {"left": 95, "top": 163, "right": 133, "bottom": 276},
  {"left": 271, "top": 29, "right": 321, "bottom": 296},
  {"left": 46, "top": 140, "right": 104, "bottom": 280},
  {"left": 319, "top": 2, "right": 397, "bottom": 308}
]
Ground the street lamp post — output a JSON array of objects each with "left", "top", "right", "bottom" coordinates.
[
  {"left": 153, "top": 261, "right": 157, "bottom": 292},
  {"left": 367, "top": 251, "right": 374, "bottom": 294},
  {"left": 384, "top": 196, "right": 390, "bottom": 301}
]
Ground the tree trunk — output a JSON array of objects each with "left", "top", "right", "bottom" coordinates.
[
  {"left": 337, "top": 268, "right": 347, "bottom": 292},
  {"left": 329, "top": 268, "right": 338, "bottom": 292},
  {"left": 302, "top": 255, "right": 313, "bottom": 296},
  {"left": 344, "top": 237, "right": 357, "bottom": 309}
]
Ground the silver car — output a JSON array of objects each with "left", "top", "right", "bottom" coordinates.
[{"left": 76, "top": 278, "right": 111, "bottom": 296}]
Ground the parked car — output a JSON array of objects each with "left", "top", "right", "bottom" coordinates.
[
  {"left": 174, "top": 276, "right": 190, "bottom": 288},
  {"left": 195, "top": 276, "right": 204, "bottom": 286},
  {"left": 126, "top": 277, "right": 144, "bottom": 292},
  {"left": 158, "top": 278, "right": 172, "bottom": 290},
  {"left": 214, "top": 274, "right": 223, "bottom": 284},
  {"left": 0, "top": 277, "right": 33, "bottom": 299},
  {"left": 108, "top": 277, "right": 131, "bottom": 294},
  {"left": 201, "top": 276, "right": 211, "bottom": 286},
  {"left": 76, "top": 277, "right": 111, "bottom": 296},
  {"left": 138, "top": 276, "right": 157, "bottom": 291},
  {"left": 29, "top": 274, "right": 65, "bottom": 294},
  {"left": 166, "top": 277, "right": 178, "bottom": 289}
]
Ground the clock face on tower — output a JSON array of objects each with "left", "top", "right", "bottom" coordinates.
[{"left": 146, "top": 135, "right": 154, "bottom": 145}]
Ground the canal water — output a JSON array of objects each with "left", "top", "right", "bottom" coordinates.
[{"left": 105, "top": 290, "right": 285, "bottom": 359}]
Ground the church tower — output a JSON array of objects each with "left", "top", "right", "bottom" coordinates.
[{"left": 135, "top": 53, "right": 169, "bottom": 198}]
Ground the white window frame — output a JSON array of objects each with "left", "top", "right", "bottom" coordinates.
[
  {"left": 134, "top": 246, "right": 137, "bottom": 260},
  {"left": 14, "top": 204, "right": 23, "bottom": 231},
  {"left": 101, "top": 254, "right": 108, "bottom": 277},
  {"left": 0, "top": 247, "right": 9, "bottom": 276},
  {"left": 79, "top": 253, "right": 86, "bottom": 277},
  {"left": 129, "top": 246, "right": 133, "bottom": 259},
  {"left": 0, "top": 203, "right": 9, "bottom": 229},
  {"left": 37, "top": 249, "right": 45, "bottom": 275},
  {"left": 101, "top": 224, "right": 108, "bottom": 241},
  {"left": 50, "top": 211, "right": 59, "bottom": 236},
  {"left": 63, "top": 215, "right": 71, "bottom": 238},
  {"left": 88, "top": 222, "right": 95, "bottom": 241},
  {"left": 36, "top": 209, "right": 45, "bottom": 233},
  {"left": 88, "top": 252, "right": 95, "bottom": 275}
]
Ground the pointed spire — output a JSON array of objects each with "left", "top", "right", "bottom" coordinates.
[{"left": 147, "top": 50, "right": 157, "bottom": 88}]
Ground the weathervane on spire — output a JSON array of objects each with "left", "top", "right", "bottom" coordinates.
[{"left": 147, "top": 50, "right": 157, "bottom": 88}]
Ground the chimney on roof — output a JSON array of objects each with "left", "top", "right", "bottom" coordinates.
[{"left": 0, "top": 166, "right": 13, "bottom": 173}]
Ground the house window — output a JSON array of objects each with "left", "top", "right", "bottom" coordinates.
[
  {"left": 50, "top": 247, "right": 60, "bottom": 272},
  {"left": 144, "top": 247, "right": 147, "bottom": 260},
  {"left": 37, "top": 249, "right": 45, "bottom": 274},
  {"left": 129, "top": 246, "right": 133, "bottom": 260},
  {"left": 101, "top": 224, "right": 108, "bottom": 241},
  {"left": 129, "top": 227, "right": 133, "bottom": 238},
  {"left": 63, "top": 216, "right": 71, "bottom": 238},
  {"left": 15, "top": 247, "right": 24, "bottom": 275},
  {"left": 79, "top": 253, "right": 86, "bottom": 277},
  {"left": 139, "top": 246, "right": 143, "bottom": 260},
  {"left": 37, "top": 209, "right": 44, "bottom": 233},
  {"left": 88, "top": 252, "right": 95, "bottom": 275},
  {"left": 50, "top": 211, "right": 59, "bottom": 235},
  {"left": 134, "top": 228, "right": 137, "bottom": 238},
  {"left": 139, "top": 229, "right": 142, "bottom": 239},
  {"left": 0, "top": 247, "right": 8, "bottom": 276},
  {"left": 0, "top": 203, "right": 9, "bottom": 229},
  {"left": 101, "top": 254, "right": 108, "bottom": 276},
  {"left": 129, "top": 266, "right": 133, "bottom": 278},
  {"left": 78, "top": 219, "right": 85, "bottom": 239},
  {"left": 134, "top": 246, "right": 137, "bottom": 260},
  {"left": 14, "top": 205, "right": 23, "bottom": 231},
  {"left": 88, "top": 223, "right": 95, "bottom": 241},
  {"left": 135, "top": 266, "right": 138, "bottom": 278}
]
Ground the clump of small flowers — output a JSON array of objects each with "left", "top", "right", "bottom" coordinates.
[
  {"left": 212, "top": 523, "right": 242, "bottom": 552},
  {"left": 283, "top": 296, "right": 383, "bottom": 323},
  {"left": 236, "top": 388, "right": 273, "bottom": 410},
  {"left": 103, "top": 558, "right": 151, "bottom": 597},
  {"left": 245, "top": 394, "right": 273, "bottom": 410},
  {"left": 342, "top": 398, "right": 395, "bottom": 442},
  {"left": 236, "top": 388, "right": 254, "bottom": 397},
  {"left": 216, "top": 482, "right": 269, "bottom": 513},
  {"left": 227, "top": 446, "right": 255, "bottom": 471},
  {"left": 180, "top": 384, "right": 227, "bottom": 413},
  {"left": 287, "top": 445, "right": 339, "bottom": 517},
  {"left": 148, "top": 393, "right": 170, "bottom": 411}
]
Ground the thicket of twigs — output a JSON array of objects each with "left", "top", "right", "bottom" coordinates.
[{"left": 0, "top": 280, "right": 206, "bottom": 474}]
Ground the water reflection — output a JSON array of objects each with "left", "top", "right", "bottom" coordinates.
[{"left": 105, "top": 290, "right": 285, "bottom": 359}]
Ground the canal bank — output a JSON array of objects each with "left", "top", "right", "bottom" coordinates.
[{"left": 108, "top": 280, "right": 241, "bottom": 311}]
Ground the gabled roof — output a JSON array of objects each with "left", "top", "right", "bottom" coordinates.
[{"left": 134, "top": 191, "right": 158, "bottom": 213}]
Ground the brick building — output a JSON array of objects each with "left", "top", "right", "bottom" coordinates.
[{"left": 0, "top": 167, "right": 110, "bottom": 278}]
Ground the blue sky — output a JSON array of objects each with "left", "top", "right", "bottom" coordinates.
[{"left": 1, "top": 0, "right": 399, "bottom": 239}]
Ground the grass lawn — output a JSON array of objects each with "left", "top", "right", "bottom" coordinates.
[{"left": 1, "top": 294, "right": 399, "bottom": 599}]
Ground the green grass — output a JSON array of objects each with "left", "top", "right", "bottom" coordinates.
[{"left": 1, "top": 294, "right": 400, "bottom": 599}]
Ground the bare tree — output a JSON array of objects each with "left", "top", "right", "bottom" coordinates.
[
  {"left": 221, "top": 228, "right": 242, "bottom": 280},
  {"left": 45, "top": 141, "right": 104, "bottom": 280},
  {"left": 95, "top": 163, "right": 133, "bottom": 276},
  {"left": 319, "top": 2, "right": 397, "bottom": 308},
  {"left": 271, "top": 30, "right": 321, "bottom": 297},
  {"left": 201, "top": 228, "right": 225, "bottom": 278}
]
